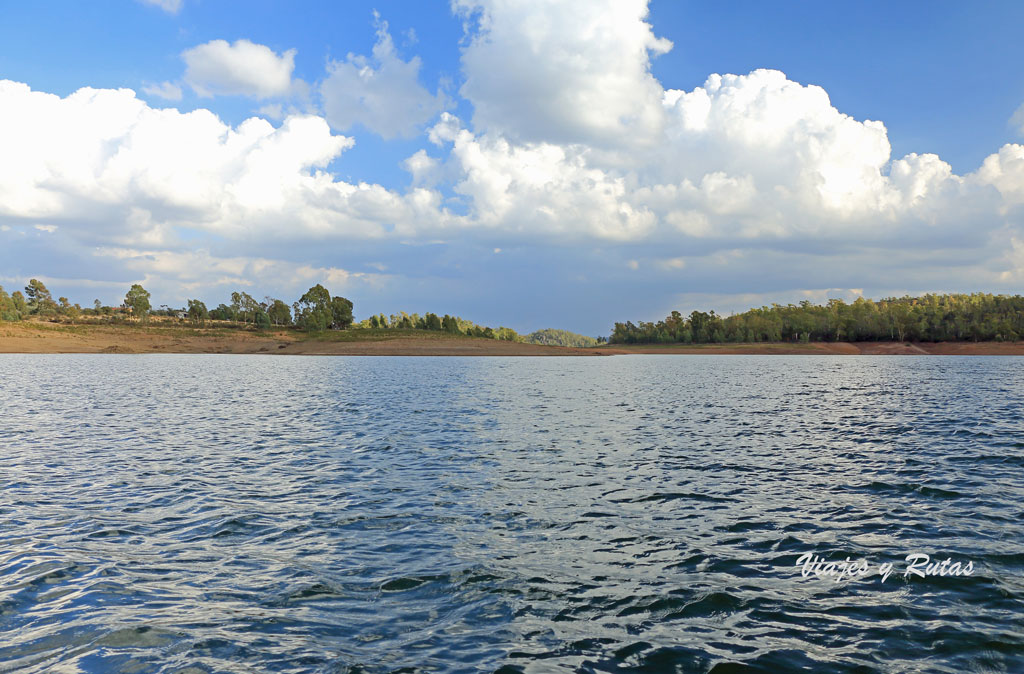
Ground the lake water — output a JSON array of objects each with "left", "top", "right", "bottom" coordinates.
[{"left": 1, "top": 354, "right": 1022, "bottom": 673}]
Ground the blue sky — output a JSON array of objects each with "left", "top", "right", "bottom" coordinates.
[{"left": 2, "top": 1, "right": 1023, "bottom": 335}]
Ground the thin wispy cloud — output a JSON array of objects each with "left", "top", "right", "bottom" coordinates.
[{"left": 137, "top": 0, "right": 182, "bottom": 15}]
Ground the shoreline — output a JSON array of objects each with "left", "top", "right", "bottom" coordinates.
[
  {"left": 0, "top": 321, "right": 612, "bottom": 356},
  {"left": 600, "top": 342, "right": 1024, "bottom": 355},
  {"left": 1, "top": 321, "right": 1022, "bottom": 355}
]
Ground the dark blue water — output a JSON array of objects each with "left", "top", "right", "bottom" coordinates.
[{"left": 1, "top": 355, "right": 1022, "bottom": 673}]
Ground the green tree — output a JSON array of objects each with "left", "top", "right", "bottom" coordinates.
[
  {"left": 24, "top": 279, "right": 57, "bottom": 315},
  {"left": 241, "top": 292, "right": 259, "bottom": 323},
  {"left": 495, "top": 327, "right": 520, "bottom": 341},
  {"left": 230, "top": 292, "right": 242, "bottom": 321},
  {"left": 230, "top": 291, "right": 260, "bottom": 324},
  {"left": 58, "top": 297, "right": 81, "bottom": 322},
  {"left": 267, "top": 298, "right": 291, "bottom": 326},
  {"left": 441, "top": 314, "right": 460, "bottom": 334},
  {"left": 24, "top": 279, "right": 48, "bottom": 305},
  {"left": 210, "top": 304, "right": 235, "bottom": 321},
  {"left": 124, "top": 284, "right": 152, "bottom": 322},
  {"left": 11, "top": 291, "right": 27, "bottom": 315},
  {"left": 294, "top": 284, "right": 333, "bottom": 332},
  {"left": 187, "top": 299, "right": 209, "bottom": 326},
  {"left": 330, "top": 296, "right": 354, "bottom": 329},
  {"left": 0, "top": 285, "right": 19, "bottom": 321},
  {"left": 889, "top": 302, "right": 912, "bottom": 343},
  {"left": 524, "top": 328, "right": 598, "bottom": 347}
]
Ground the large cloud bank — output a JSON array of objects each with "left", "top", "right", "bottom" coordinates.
[{"left": 2, "top": 0, "right": 1023, "bottom": 332}]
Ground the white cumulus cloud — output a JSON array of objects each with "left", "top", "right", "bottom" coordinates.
[
  {"left": 5, "top": 0, "right": 1024, "bottom": 332},
  {"left": 659, "top": 69, "right": 895, "bottom": 217},
  {"left": 454, "top": 0, "right": 671, "bottom": 146},
  {"left": 0, "top": 79, "right": 448, "bottom": 245},
  {"left": 320, "top": 15, "right": 443, "bottom": 139},
  {"left": 426, "top": 61, "right": 1020, "bottom": 251},
  {"left": 429, "top": 113, "right": 656, "bottom": 240},
  {"left": 183, "top": 39, "right": 297, "bottom": 99},
  {"left": 972, "top": 143, "right": 1024, "bottom": 206}
]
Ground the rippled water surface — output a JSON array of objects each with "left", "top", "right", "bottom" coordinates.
[{"left": 1, "top": 354, "right": 1023, "bottom": 673}]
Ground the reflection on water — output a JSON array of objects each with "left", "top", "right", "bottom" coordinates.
[{"left": 1, "top": 354, "right": 1022, "bottom": 673}]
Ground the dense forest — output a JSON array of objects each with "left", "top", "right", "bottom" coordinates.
[{"left": 610, "top": 294, "right": 1024, "bottom": 344}]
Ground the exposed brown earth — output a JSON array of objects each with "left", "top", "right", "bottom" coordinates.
[
  {"left": 1, "top": 320, "right": 1021, "bottom": 355},
  {"left": 913, "top": 342, "right": 1024, "bottom": 355},
  {"left": 597, "top": 341, "right": 1024, "bottom": 355},
  {"left": 0, "top": 320, "right": 612, "bottom": 356}
]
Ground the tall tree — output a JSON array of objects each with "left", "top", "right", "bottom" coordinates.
[
  {"left": 330, "top": 296, "right": 353, "bottom": 329},
  {"left": 442, "top": 314, "right": 460, "bottom": 334},
  {"left": 24, "top": 279, "right": 56, "bottom": 315},
  {"left": 230, "top": 291, "right": 259, "bottom": 323},
  {"left": 253, "top": 309, "right": 272, "bottom": 329},
  {"left": 124, "top": 284, "right": 152, "bottom": 322},
  {"left": 11, "top": 291, "right": 27, "bottom": 315},
  {"left": 57, "top": 297, "right": 81, "bottom": 322},
  {"left": 187, "top": 299, "right": 209, "bottom": 326},
  {"left": 0, "top": 286, "right": 18, "bottom": 321},
  {"left": 267, "top": 299, "right": 292, "bottom": 326},
  {"left": 294, "top": 284, "right": 333, "bottom": 332},
  {"left": 210, "top": 303, "right": 235, "bottom": 321}
]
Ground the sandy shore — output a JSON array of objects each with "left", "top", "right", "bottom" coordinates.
[{"left": 1, "top": 320, "right": 1021, "bottom": 355}]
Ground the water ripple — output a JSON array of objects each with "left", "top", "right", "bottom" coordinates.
[{"left": 1, "top": 354, "right": 1022, "bottom": 672}]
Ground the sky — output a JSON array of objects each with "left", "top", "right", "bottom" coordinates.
[{"left": 1, "top": 0, "right": 1023, "bottom": 336}]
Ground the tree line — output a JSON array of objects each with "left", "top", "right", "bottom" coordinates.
[
  {"left": 0, "top": 279, "right": 520, "bottom": 340},
  {"left": 196, "top": 285, "right": 353, "bottom": 332},
  {"left": 0, "top": 279, "right": 353, "bottom": 332},
  {"left": 1, "top": 279, "right": 87, "bottom": 322},
  {"left": 356, "top": 311, "right": 521, "bottom": 341},
  {"left": 610, "top": 294, "right": 1024, "bottom": 344}
]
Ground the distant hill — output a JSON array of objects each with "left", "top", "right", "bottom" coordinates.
[{"left": 524, "top": 328, "right": 599, "bottom": 348}]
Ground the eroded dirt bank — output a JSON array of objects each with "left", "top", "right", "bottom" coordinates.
[{"left": 2, "top": 321, "right": 1021, "bottom": 355}]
